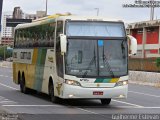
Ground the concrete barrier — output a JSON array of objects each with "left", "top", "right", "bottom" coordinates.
[
  {"left": 0, "top": 62, "right": 159, "bottom": 87},
  {"left": 0, "top": 61, "right": 12, "bottom": 68},
  {"left": 129, "top": 71, "right": 160, "bottom": 87}
]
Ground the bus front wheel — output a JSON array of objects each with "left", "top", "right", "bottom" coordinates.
[
  {"left": 100, "top": 99, "right": 111, "bottom": 105},
  {"left": 49, "top": 83, "right": 59, "bottom": 103}
]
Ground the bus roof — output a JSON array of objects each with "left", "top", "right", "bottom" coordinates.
[{"left": 15, "top": 14, "right": 124, "bottom": 30}]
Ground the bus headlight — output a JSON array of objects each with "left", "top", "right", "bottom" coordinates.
[
  {"left": 115, "top": 80, "right": 128, "bottom": 87},
  {"left": 65, "top": 80, "right": 81, "bottom": 86}
]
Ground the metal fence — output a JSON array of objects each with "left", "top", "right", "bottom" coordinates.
[{"left": 129, "top": 58, "right": 160, "bottom": 72}]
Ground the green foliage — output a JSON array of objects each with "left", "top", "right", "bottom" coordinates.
[
  {"left": 0, "top": 46, "right": 12, "bottom": 60},
  {"left": 156, "top": 57, "right": 160, "bottom": 67}
]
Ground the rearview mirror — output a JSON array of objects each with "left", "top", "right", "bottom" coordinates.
[
  {"left": 127, "top": 35, "right": 137, "bottom": 56},
  {"left": 60, "top": 34, "right": 67, "bottom": 53}
]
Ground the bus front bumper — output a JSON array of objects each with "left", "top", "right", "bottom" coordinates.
[{"left": 62, "top": 84, "right": 128, "bottom": 99}]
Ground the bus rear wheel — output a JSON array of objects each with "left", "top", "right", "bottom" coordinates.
[
  {"left": 20, "top": 76, "right": 29, "bottom": 94},
  {"left": 49, "top": 83, "right": 59, "bottom": 103},
  {"left": 100, "top": 99, "right": 111, "bottom": 105}
]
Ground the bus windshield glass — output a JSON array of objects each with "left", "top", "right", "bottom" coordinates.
[
  {"left": 66, "top": 21, "right": 125, "bottom": 37},
  {"left": 65, "top": 39, "right": 128, "bottom": 78}
]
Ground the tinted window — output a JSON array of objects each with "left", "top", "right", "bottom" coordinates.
[
  {"left": 66, "top": 21, "right": 125, "bottom": 37},
  {"left": 14, "top": 22, "right": 56, "bottom": 48}
]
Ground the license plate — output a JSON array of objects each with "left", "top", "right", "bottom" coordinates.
[{"left": 93, "top": 91, "right": 103, "bottom": 95}]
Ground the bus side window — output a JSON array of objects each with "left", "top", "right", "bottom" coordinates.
[
  {"left": 36, "top": 25, "right": 41, "bottom": 47},
  {"left": 27, "top": 29, "right": 31, "bottom": 47},
  {"left": 14, "top": 30, "right": 18, "bottom": 48},
  {"left": 40, "top": 25, "right": 46, "bottom": 47},
  {"left": 33, "top": 27, "right": 38, "bottom": 47},
  {"left": 39, "top": 25, "right": 44, "bottom": 47},
  {"left": 21, "top": 30, "right": 25, "bottom": 48},
  {"left": 17, "top": 30, "right": 20, "bottom": 48},
  {"left": 49, "top": 22, "right": 56, "bottom": 47},
  {"left": 57, "top": 21, "right": 63, "bottom": 37},
  {"left": 42, "top": 24, "right": 48, "bottom": 47},
  {"left": 29, "top": 27, "right": 34, "bottom": 47},
  {"left": 25, "top": 29, "right": 29, "bottom": 48},
  {"left": 23, "top": 29, "right": 27, "bottom": 47},
  {"left": 56, "top": 21, "right": 64, "bottom": 78},
  {"left": 46, "top": 24, "right": 50, "bottom": 47},
  {"left": 19, "top": 30, "right": 22, "bottom": 48}
]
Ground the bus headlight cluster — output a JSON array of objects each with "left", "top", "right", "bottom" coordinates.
[
  {"left": 115, "top": 80, "right": 128, "bottom": 87},
  {"left": 65, "top": 80, "right": 81, "bottom": 86}
]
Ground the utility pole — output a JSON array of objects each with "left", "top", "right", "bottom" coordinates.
[
  {"left": 0, "top": 0, "right": 3, "bottom": 33},
  {"left": 94, "top": 8, "right": 99, "bottom": 16},
  {"left": 150, "top": 0, "right": 154, "bottom": 20},
  {"left": 46, "top": 0, "right": 48, "bottom": 16}
]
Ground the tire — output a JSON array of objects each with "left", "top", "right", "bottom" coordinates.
[
  {"left": 20, "top": 76, "right": 29, "bottom": 94},
  {"left": 100, "top": 99, "right": 111, "bottom": 105},
  {"left": 49, "top": 83, "right": 59, "bottom": 103}
]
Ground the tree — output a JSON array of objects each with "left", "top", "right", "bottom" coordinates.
[{"left": 0, "top": 46, "right": 13, "bottom": 60}]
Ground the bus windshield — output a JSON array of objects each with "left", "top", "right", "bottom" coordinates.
[
  {"left": 65, "top": 39, "right": 128, "bottom": 78},
  {"left": 66, "top": 21, "right": 125, "bottom": 37}
]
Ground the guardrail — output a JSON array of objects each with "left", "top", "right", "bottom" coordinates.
[
  {"left": 0, "top": 62, "right": 159, "bottom": 87},
  {"left": 129, "top": 71, "right": 160, "bottom": 88}
]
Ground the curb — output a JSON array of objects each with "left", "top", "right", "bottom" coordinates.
[
  {"left": 129, "top": 71, "right": 160, "bottom": 88},
  {"left": 0, "top": 106, "right": 7, "bottom": 114},
  {"left": 129, "top": 81, "right": 160, "bottom": 88}
]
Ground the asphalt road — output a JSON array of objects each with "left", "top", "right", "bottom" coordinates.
[{"left": 0, "top": 67, "right": 160, "bottom": 120}]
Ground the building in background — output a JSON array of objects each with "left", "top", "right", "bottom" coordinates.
[
  {"left": 25, "top": 13, "right": 37, "bottom": 20},
  {"left": 11, "top": 7, "right": 24, "bottom": 39},
  {"left": 127, "top": 20, "right": 160, "bottom": 58},
  {"left": 25, "top": 11, "right": 46, "bottom": 20},
  {"left": 0, "top": 0, "right": 3, "bottom": 43},
  {"left": 36, "top": 11, "right": 46, "bottom": 18},
  {"left": 0, "top": 5, "right": 46, "bottom": 45},
  {"left": 1, "top": 12, "right": 13, "bottom": 45},
  {"left": 127, "top": 20, "right": 160, "bottom": 72},
  {"left": 13, "top": 7, "right": 24, "bottom": 19}
]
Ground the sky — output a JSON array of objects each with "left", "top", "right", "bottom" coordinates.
[{"left": 2, "top": 0, "right": 160, "bottom": 23}]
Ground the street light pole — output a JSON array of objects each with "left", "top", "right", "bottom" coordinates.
[
  {"left": 4, "top": 45, "right": 5, "bottom": 61},
  {"left": 150, "top": 0, "right": 154, "bottom": 20},
  {"left": 46, "top": 0, "right": 48, "bottom": 16},
  {"left": 95, "top": 8, "right": 99, "bottom": 16}
]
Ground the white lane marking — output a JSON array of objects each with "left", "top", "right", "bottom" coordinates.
[
  {"left": 140, "top": 107, "right": 160, "bottom": 109},
  {"left": 3, "top": 104, "right": 102, "bottom": 115},
  {"left": 0, "top": 101, "right": 17, "bottom": 104},
  {"left": 76, "top": 108, "right": 99, "bottom": 114},
  {"left": 117, "top": 106, "right": 160, "bottom": 109},
  {"left": 111, "top": 106, "right": 160, "bottom": 109},
  {"left": 3, "top": 99, "right": 9, "bottom": 101},
  {"left": 112, "top": 99, "right": 143, "bottom": 108},
  {"left": 2, "top": 105, "right": 63, "bottom": 107},
  {"left": 0, "top": 96, "right": 17, "bottom": 104},
  {"left": 0, "top": 83, "right": 19, "bottom": 90},
  {"left": 4, "top": 105, "right": 160, "bottom": 109},
  {"left": 129, "top": 91, "right": 160, "bottom": 98},
  {"left": 0, "top": 74, "right": 13, "bottom": 78}
]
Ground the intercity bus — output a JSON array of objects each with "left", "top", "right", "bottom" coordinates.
[{"left": 13, "top": 14, "right": 137, "bottom": 105}]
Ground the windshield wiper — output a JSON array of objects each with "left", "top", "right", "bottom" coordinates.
[
  {"left": 82, "top": 46, "right": 96, "bottom": 78},
  {"left": 102, "top": 46, "right": 115, "bottom": 78},
  {"left": 82, "top": 56, "right": 96, "bottom": 78},
  {"left": 103, "top": 55, "right": 115, "bottom": 78},
  {"left": 121, "top": 39, "right": 127, "bottom": 59}
]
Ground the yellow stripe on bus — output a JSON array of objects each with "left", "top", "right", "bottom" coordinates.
[
  {"left": 110, "top": 78, "right": 119, "bottom": 83},
  {"left": 32, "top": 48, "right": 38, "bottom": 64}
]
